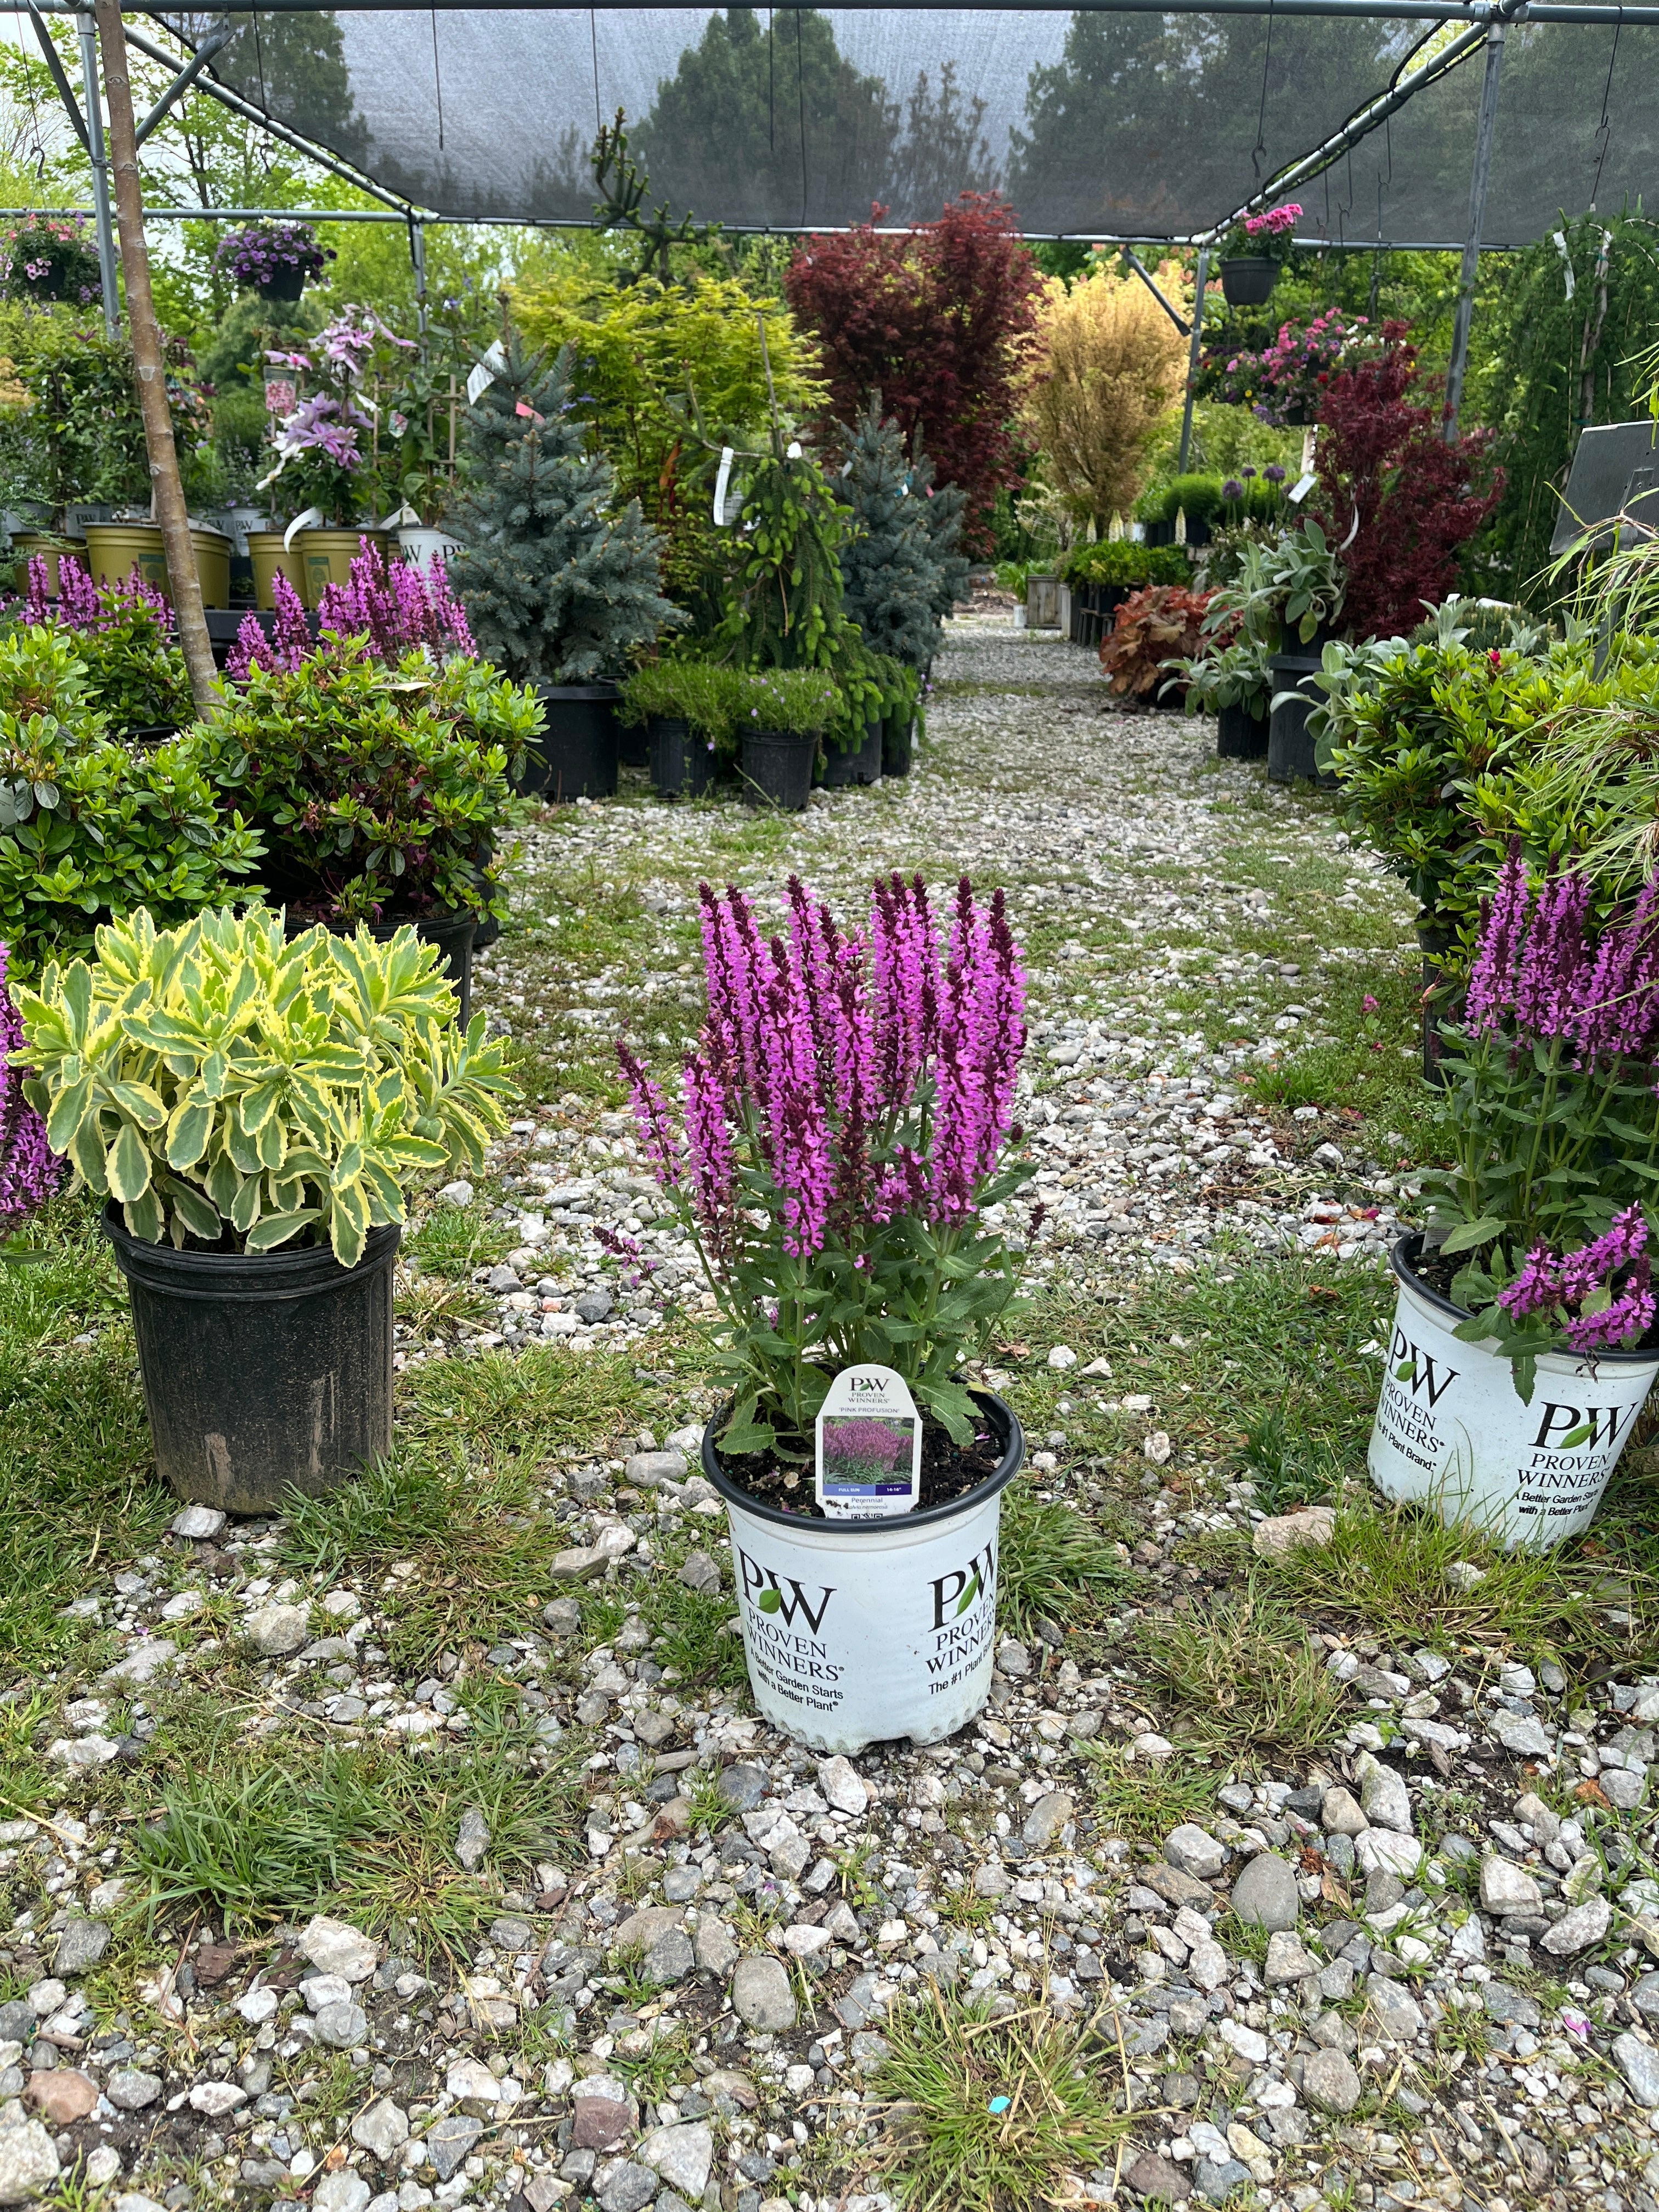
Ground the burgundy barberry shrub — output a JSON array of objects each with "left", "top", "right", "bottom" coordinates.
[{"left": 620, "top": 872, "right": 1032, "bottom": 1451}]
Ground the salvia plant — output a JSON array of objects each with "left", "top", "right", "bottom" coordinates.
[
  {"left": 314, "top": 540, "right": 475, "bottom": 664},
  {"left": 14, "top": 906, "right": 515, "bottom": 1264},
  {"left": 0, "top": 939, "right": 61, "bottom": 1238},
  {"left": 16, "top": 556, "right": 194, "bottom": 732},
  {"left": 225, "top": 572, "right": 314, "bottom": 682},
  {"left": 619, "top": 872, "right": 1031, "bottom": 1452},
  {"left": 1425, "top": 844, "right": 1659, "bottom": 1397}
]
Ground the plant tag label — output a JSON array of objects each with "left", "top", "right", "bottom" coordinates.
[
  {"left": 815, "top": 1364, "right": 922, "bottom": 1519},
  {"left": 1288, "top": 472, "right": 1317, "bottom": 505},
  {"left": 713, "top": 446, "right": 736, "bottom": 526}
]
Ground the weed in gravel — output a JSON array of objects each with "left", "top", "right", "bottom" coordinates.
[
  {"left": 1137, "top": 1587, "right": 1349, "bottom": 1758},
  {"left": 131, "top": 1729, "right": 586, "bottom": 1949},
  {"left": 1237, "top": 1400, "right": 1341, "bottom": 1513},
  {"left": 1081, "top": 1744, "right": 1221, "bottom": 1839},
  {"left": 876, "top": 1993, "right": 1133, "bottom": 2212},
  {"left": 998, "top": 1488, "right": 1135, "bottom": 1637},
  {"left": 405, "top": 1201, "right": 512, "bottom": 1279}
]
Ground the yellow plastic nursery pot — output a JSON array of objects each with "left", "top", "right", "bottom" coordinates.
[
  {"left": 83, "top": 522, "right": 233, "bottom": 608},
  {"left": 8, "top": 533, "right": 82, "bottom": 596},
  {"left": 292, "top": 528, "right": 391, "bottom": 608},
  {"left": 246, "top": 530, "right": 306, "bottom": 610}
]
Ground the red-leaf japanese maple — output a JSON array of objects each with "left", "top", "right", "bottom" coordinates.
[
  {"left": 1313, "top": 323, "right": 1502, "bottom": 642},
  {"left": 785, "top": 194, "right": 1039, "bottom": 555}
]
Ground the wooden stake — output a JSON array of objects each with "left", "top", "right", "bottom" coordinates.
[{"left": 92, "top": 0, "right": 217, "bottom": 711}]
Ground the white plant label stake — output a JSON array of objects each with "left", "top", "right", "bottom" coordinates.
[{"left": 815, "top": 1363, "right": 922, "bottom": 1520}]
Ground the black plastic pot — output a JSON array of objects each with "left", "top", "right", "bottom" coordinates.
[
  {"left": 255, "top": 266, "right": 306, "bottom": 303},
  {"left": 520, "top": 685, "right": 619, "bottom": 800},
  {"left": 1219, "top": 256, "right": 1280, "bottom": 307},
  {"left": 617, "top": 717, "right": 649, "bottom": 770},
  {"left": 104, "top": 1206, "right": 399, "bottom": 1515},
  {"left": 1217, "top": 702, "right": 1270, "bottom": 759},
  {"left": 820, "top": 719, "right": 883, "bottom": 788},
  {"left": 648, "top": 715, "right": 718, "bottom": 798},
  {"left": 741, "top": 727, "right": 814, "bottom": 810},
  {"left": 1267, "top": 648, "right": 1330, "bottom": 785},
  {"left": 883, "top": 711, "right": 915, "bottom": 778},
  {"left": 372, "top": 908, "right": 476, "bottom": 1028}
]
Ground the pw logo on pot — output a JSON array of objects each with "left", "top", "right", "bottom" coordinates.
[
  {"left": 736, "top": 1548, "right": 835, "bottom": 1632},
  {"left": 1391, "top": 1329, "right": 1459, "bottom": 1407}
]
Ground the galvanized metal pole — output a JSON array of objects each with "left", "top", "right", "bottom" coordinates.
[
  {"left": 410, "top": 215, "right": 428, "bottom": 351},
  {"left": 75, "top": 10, "right": 120, "bottom": 337},
  {"left": 1177, "top": 248, "right": 1209, "bottom": 475},
  {"left": 1442, "top": 18, "right": 1506, "bottom": 442}
]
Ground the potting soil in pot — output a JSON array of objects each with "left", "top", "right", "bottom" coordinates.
[{"left": 718, "top": 1415, "right": 1002, "bottom": 1517}]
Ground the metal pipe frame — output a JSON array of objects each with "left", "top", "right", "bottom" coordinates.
[
  {"left": 0, "top": 206, "right": 1537, "bottom": 251},
  {"left": 1442, "top": 15, "right": 1506, "bottom": 435},
  {"left": 74, "top": 9, "right": 120, "bottom": 334},
  {"left": 27, "top": 0, "right": 1659, "bottom": 19},
  {"left": 133, "top": 25, "right": 228, "bottom": 144}
]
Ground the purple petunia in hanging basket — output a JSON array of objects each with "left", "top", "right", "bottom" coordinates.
[{"left": 215, "top": 222, "right": 334, "bottom": 289}]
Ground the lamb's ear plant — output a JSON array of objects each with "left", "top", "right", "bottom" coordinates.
[{"left": 14, "top": 905, "right": 516, "bottom": 1266}]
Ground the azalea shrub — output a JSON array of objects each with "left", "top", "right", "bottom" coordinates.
[
  {"left": 1425, "top": 847, "right": 1659, "bottom": 1397},
  {"left": 1098, "top": 584, "right": 1212, "bottom": 699},
  {"left": 189, "top": 648, "right": 534, "bottom": 927},
  {"left": 619, "top": 873, "right": 1031, "bottom": 1449}
]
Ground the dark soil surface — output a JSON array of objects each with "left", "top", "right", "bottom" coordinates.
[{"left": 714, "top": 1403, "right": 1007, "bottom": 1517}]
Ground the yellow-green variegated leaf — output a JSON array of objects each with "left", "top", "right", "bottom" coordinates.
[
  {"left": 256, "top": 1113, "right": 287, "bottom": 1172},
  {"left": 165, "top": 1178, "right": 223, "bottom": 1243},
  {"left": 123, "top": 1183, "right": 166, "bottom": 1243},
  {"left": 205, "top": 1149, "right": 241, "bottom": 1215},
  {"left": 45, "top": 1075, "right": 92, "bottom": 1156},
  {"left": 105, "top": 1081, "right": 166, "bottom": 1129},
  {"left": 329, "top": 1190, "right": 368, "bottom": 1268},
  {"left": 244, "top": 1209, "right": 321, "bottom": 1254},
  {"left": 67, "top": 1117, "right": 109, "bottom": 1195},
  {"left": 105, "top": 1121, "right": 154, "bottom": 1205},
  {"left": 166, "top": 1098, "right": 213, "bottom": 1170},
  {"left": 230, "top": 1176, "right": 263, "bottom": 1234}
]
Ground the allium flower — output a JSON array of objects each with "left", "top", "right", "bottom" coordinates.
[
  {"left": 1221, "top": 478, "right": 1245, "bottom": 502},
  {"left": 0, "top": 942, "right": 61, "bottom": 1234}
]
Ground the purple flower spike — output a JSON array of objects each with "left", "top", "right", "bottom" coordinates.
[{"left": 0, "top": 941, "right": 62, "bottom": 1234}]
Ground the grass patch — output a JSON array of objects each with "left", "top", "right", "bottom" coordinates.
[
  {"left": 129, "top": 1723, "right": 588, "bottom": 1949},
  {"left": 1080, "top": 1744, "right": 1222, "bottom": 1839},
  {"left": 998, "top": 1487, "right": 1135, "bottom": 1637},
  {"left": 1137, "top": 1587, "right": 1349, "bottom": 1759},
  {"left": 404, "top": 1201, "right": 512, "bottom": 1279},
  {"left": 875, "top": 1994, "right": 1133, "bottom": 2212},
  {"left": 1245, "top": 956, "right": 1447, "bottom": 1162},
  {"left": 1259, "top": 1498, "right": 1653, "bottom": 1673}
]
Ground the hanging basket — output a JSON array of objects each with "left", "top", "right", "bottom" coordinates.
[{"left": 1218, "top": 257, "right": 1280, "bottom": 307}]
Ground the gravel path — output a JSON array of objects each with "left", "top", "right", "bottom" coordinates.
[{"left": 6, "top": 620, "right": 1659, "bottom": 2212}]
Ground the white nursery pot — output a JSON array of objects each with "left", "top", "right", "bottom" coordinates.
[
  {"left": 397, "top": 524, "right": 461, "bottom": 573},
  {"left": 1369, "top": 1237, "right": 1659, "bottom": 1550},
  {"left": 704, "top": 1391, "right": 1024, "bottom": 1754}
]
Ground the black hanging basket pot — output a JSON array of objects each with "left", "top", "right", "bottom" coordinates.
[
  {"left": 104, "top": 1207, "right": 399, "bottom": 1515},
  {"left": 1217, "top": 702, "right": 1271, "bottom": 759},
  {"left": 255, "top": 266, "right": 307, "bottom": 303},
  {"left": 1218, "top": 257, "right": 1280, "bottom": 308},
  {"left": 648, "top": 715, "right": 718, "bottom": 798},
  {"left": 741, "top": 727, "right": 815, "bottom": 810},
  {"left": 520, "top": 684, "right": 620, "bottom": 801}
]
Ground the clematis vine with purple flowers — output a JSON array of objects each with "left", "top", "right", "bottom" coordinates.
[
  {"left": 619, "top": 872, "right": 1031, "bottom": 1450},
  {"left": 1426, "top": 841, "right": 1659, "bottom": 1397}
]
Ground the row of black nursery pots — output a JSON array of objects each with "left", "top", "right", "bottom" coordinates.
[{"left": 511, "top": 685, "right": 921, "bottom": 813}]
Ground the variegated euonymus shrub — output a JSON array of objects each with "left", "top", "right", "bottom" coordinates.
[{"left": 12, "top": 906, "right": 515, "bottom": 1265}]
